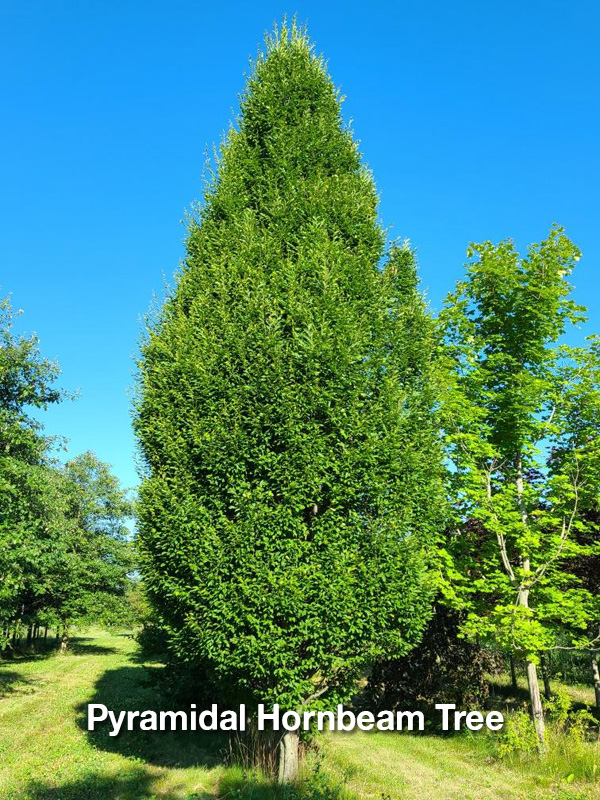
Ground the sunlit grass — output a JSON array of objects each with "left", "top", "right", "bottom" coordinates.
[
  {"left": 0, "top": 630, "right": 222, "bottom": 799},
  {"left": 322, "top": 729, "right": 600, "bottom": 800},
  {"left": 1, "top": 630, "right": 599, "bottom": 799}
]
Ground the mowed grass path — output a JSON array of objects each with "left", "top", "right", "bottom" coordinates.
[
  {"left": 324, "top": 729, "right": 599, "bottom": 800},
  {"left": 0, "top": 631, "right": 222, "bottom": 799},
  {"left": 0, "top": 630, "right": 599, "bottom": 799}
]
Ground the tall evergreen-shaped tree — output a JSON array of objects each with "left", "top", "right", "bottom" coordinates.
[{"left": 135, "top": 23, "right": 443, "bottom": 780}]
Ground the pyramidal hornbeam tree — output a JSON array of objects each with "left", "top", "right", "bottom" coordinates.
[{"left": 134, "top": 22, "right": 444, "bottom": 781}]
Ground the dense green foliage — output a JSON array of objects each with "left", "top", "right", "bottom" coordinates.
[
  {"left": 46, "top": 452, "right": 135, "bottom": 634},
  {"left": 3, "top": 19, "right": 600, "bottom": 793},
  {"left": 2, "top": 16, "right": 600, "bottom": 796},
  {"left": 0, "top": 298, "right": 133, "bottom": 650},
  {"left": 441, "top": 227, "right": 600, "bottom": 655},
  {"left": 135, "top": 24, "right": 444, "bottom": 712},
  {"left": 367, "top": 605, "right": 498, "bottom": 713},
  {"left": 440, "top": 226, "right": 600, "bottom": 744}
]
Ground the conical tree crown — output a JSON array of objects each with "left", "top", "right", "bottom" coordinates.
[
  {"left": 135, "top": 24, "right": 442, "bottom": 708},
  {"left": 202, "top": 23, "right": 382, "bottom": 254}
]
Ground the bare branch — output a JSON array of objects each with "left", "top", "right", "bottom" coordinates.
[
  {"left": 301, "top": 682, "right": 330, "bottom": 706},
  {"left": 484, "top": 467, "right": 516, "bottom": 583}
]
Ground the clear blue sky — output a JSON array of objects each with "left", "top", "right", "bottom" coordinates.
[{"left": 1, "top": 0, "right": 599, "bottom": 491}]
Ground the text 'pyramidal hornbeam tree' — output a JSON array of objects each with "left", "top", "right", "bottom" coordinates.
[{"left": 135, "top": 22, "right": 443, "bottom": 781}]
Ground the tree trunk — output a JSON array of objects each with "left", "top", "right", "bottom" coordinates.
[
  {"left": 517, "top": 582, "right": 546, "bottom": 751},
  {"left": 526, "top": 661, "right": 546, "bottom": 752},
  {"left": 539, "top": 654, "right": 552, "bottom": 699},
  {"left": 515, "top": 457, "right": 545, "bottom": 753},
  {"left": 60, "top": 626, "right": 69, "bottom": 654},
  {"left": 44, "top": 626, "right": 48, "bottom": 643},
  {"left": 510, "top": 655, "right": 518, "bottom": 692},
  {"left": 592, "top": 650, "right": 600, "bottom": 710},
  {"left": 277, "top": 731, "right": 299, "bottom": 783}
]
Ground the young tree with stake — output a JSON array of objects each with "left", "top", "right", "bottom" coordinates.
[{"left": 441, "top": 227, "right": 600, "bottom": 751}]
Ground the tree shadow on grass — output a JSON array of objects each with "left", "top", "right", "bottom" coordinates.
[
  {"left": 0, "top": 640, "right": 61, "bottom": 663},
  {"left": 486, "top": 679, "right": 532, "bottom": 711},
  {"left": 70, "top": 663, "right": 348, "bottom": 800},
  {"left": 24, "top": 768, "right": 347, "bottom": 800},
  {"left": 0, "top": 669, "right": 35, "bottom": 697},
  {"left": 68, "top": 637, "right": 119, "bottom": 657},
  {"left": 486, "top": 677, "right": 594, "bottom": 714},
  {"left": 66, "top": 649, "right": 354, "bottom": 800},
  {"left": 76, "top": 663, "right": 227, "bottom": 769},
  {"left": 24, "top": 766, "right": 213, "bottom": 800}
]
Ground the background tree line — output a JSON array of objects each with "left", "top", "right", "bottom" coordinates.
[{"left": 0, "top": 297, "right": 134, "bottom": 654}]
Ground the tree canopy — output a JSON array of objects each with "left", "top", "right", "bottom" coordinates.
[
  {"left": 134, "top": 24, "right": 444, "bottom": 778},
  {"left": 440, "top": 226, "right": 600, "bottom": 747},
  {"left": 0, "top": 297, "right": 133, "bottom": 650}
]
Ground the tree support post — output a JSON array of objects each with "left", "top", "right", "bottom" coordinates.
[
  {"left": 526, "top": 661, "right": 546, "bottom": 753},
  {"left": 592, "top": 650, "right": 600, "bottom": 710}
]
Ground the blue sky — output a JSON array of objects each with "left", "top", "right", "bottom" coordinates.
[{"left": 1, "top": 0, "right": 598, "bottom": 491}]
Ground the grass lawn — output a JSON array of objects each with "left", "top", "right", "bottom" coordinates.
[
  {"left": 0, "top": 631, "right": 222, "bottom": 799},
  {"left": 0, "top": 630, "right": 599, "bottom": 799},
  {"left": 323, "top": 729, "right": 599, "bottom": 800}
]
